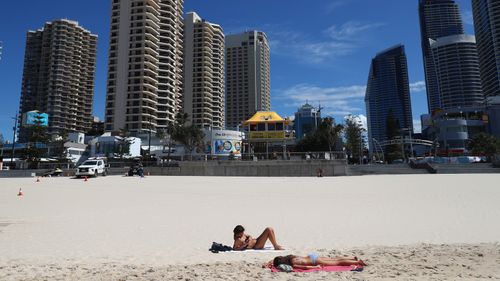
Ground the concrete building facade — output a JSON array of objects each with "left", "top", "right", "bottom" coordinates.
[
  {"left": 18, "top": 19, "right": 97, "bottom": 142},
  {"left": 225, "top": 31, "right": 270, "bottom": 129},
  {"left": 429, "top": 35, "right": 484, "bottom": 109},
  {"left": 365, "top": 45, "right": 413, "bottom": 154},
  {"left": 104, "top": 0, "right": 184, "bottom": 134},
  {"left": 183, "top": 12, "right": 225, "bottom": 129},
  {"left": 472, "top": 0, "right": 500, "bottom": 98},
  {"left": 419, "top": 0, "right": 465, "bottom": 113}
]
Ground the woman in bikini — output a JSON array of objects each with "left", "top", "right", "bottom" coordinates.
[
  {"left": 268, "top": 254, "right": 366, "bottom": 270},
  {"left": 233, "top": 225, "right": 284, "bottom": 251}
]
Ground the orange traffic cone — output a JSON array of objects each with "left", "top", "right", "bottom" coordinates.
[
  {"left": 36, "top": 177, "right": 41, "bottom": 183},
  {"left": 17, "top": 188, "right": 24, "bottom": 197},
  {"left": 84, "top": 176, "right": 88, "bottom": 182}
]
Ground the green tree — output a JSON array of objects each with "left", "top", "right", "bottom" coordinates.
[
  {"left": 467, "top": 133, "right": 500, "bottom": 161},
  {"left": 296, "top": 117, "right": 343, "bottom": 153},
  {"left": 171, "top": 113, "right": 205, "bottom": 160},
  {"left": 51, "top": 130, "right": 70, "bottom": 162},
  {"left": 21, "top": 114, "right": 50, "bottom": 168},
  {"left": 86, "top": 124, "right": 104, "bottom": 137},
  {"left": 324, "top": 117, "right": 344, "bottom": 153},
  {"left": 344, "top": 115, "right": 365, "bottom": 164},
  {"left": 385, "top": 110, "right": 403, "bottom": 163}
]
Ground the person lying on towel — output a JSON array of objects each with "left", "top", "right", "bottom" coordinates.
[
  {"left": 266, "top": 254, "right": 366, "bottom": 270},
  {"left": 232, "top": 225, "right": 284, "bottom": 250}
]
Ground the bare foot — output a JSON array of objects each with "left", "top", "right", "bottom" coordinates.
[
  {"left": 275, "top": 245, "right": 284, "bottom": 250},
  {"left": 358, "top": 260, "right": 367, "bottom": 266}
]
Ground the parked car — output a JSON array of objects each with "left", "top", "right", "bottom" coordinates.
[
  {"left": 391, "top": 159, "right": 405, "bottom": 164},
  {"left": 76, "top": 158, "right": 109, "bottom": 177}
]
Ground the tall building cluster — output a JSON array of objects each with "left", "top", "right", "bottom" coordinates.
[
  {"left": 418, "top": 0, "right": 500, "bottom": 153},
  {"left": 366, "top": 0, "right": 500, "bottom": 157},
  {"left": 16, "top": 0, "right": 271, "bottom": 141},
  {"left": 13, "top": 0, "right": 500, "bottom": 157}
]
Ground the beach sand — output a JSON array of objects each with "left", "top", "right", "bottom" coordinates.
[{"left": 1, "top": 174, "right": 499, "bottom": 280}]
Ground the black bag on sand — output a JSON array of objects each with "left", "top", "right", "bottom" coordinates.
[{"left": 209, "top": 242, "right": 233, "bottom": 253}]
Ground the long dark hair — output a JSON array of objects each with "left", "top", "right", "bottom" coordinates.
[
  {"left": 273, "top": 255, "right": 294, "bottom": 267},
  {"left": 233, "top": 225, "right": 245, "bottom": 238}
]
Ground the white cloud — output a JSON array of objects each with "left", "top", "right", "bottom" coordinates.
[
  {"left": 325, "top": 21, "right": 386, "bottom": 40},
  {"left": 326, "top": 0, "right": 347, "bottom": 13},
  {"left": 277, "top": 83, "right": 366, "bottom": 116},
  {"left": 268, "top": 31, "right": 358, "bottom": 64},
  {"left": 300, "top": 41, "right": 357, "bottom": 64},
  {"left": 267, "top": 20, "right": 385, "bottom": 65},
  {"left": 413, "top": 119, "right": 422, "bottom": 134},
  {"left": 410, "top": 81, "right": 426, "bottom": 93}
]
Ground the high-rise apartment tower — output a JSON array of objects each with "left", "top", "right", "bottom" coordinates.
[
  {"left": 419, "top": 0, "right": 465, "bottom": 113},
  {"left": 225, "top": 31, "right": 270, "bottom": 129},
  {"left": 183, "top": 12, "right": 225, "bottom": 129},
  {"left": 472, "top": 0, "right": 500, "bottom": 98},
  {"left": 429, "top": 35, "right": 484, "bottom": 109},
  {"left": 104, "top": 0, "right": 184, "bottom": 134},
  {"left": 18, "top": 19, "right": 97, "bottom": 142}
]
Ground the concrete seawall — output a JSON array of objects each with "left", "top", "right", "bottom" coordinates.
[
  {"left": 144, "top": 160, "right": 347, "bottom": 177},
  {"left": 0, "top": 160, "right": 347, "bottom": 178},
  {"left": 2, "top": 160, "right": 498, "bottom": 178}
]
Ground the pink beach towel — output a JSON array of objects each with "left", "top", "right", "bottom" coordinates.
[{"left": 270, "top": 265, "right": 363, "bottom": 273}]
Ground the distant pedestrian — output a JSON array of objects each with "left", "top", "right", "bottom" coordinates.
[{"left": 316, "top": 168, "right": 323, "bottom": 177}]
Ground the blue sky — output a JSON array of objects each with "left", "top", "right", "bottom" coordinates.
[{"left": 0, "top": 0, "right": 475, "bottom": 141}]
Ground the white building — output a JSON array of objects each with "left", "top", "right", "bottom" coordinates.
[
  {"left": 183, "top": 12, "right": 225, "bottom": 129},
  {"left": 154, "top": 129, "right": 243, "bottom": 160},
  {"left": 88, "top": 134, "right": 141, "bottom": 158}
]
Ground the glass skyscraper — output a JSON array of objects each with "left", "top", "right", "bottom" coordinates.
[
  {"left": 472, "top": 0, "right": 500, "bottom": 98},
  {"left": 294, "top": 103, "right": 322, "bottom": 141},
  {"left": 365, "top": 45, "right": 413, "bottom": 154},
  {"left": 429, "top": 35, "right": 484, "bottom": 109},
  {"left": 419, "top": 0, "right": 464, "bottom": 113}
]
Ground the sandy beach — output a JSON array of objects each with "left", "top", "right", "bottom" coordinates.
[{"left": 1, "top": 174, "right": 499, "bottom": 280}]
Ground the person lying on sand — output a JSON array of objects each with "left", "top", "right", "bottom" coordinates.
[
  {"left": 233, "top": 225, "right": 284, "bottom": 251},
  {"left": 264, "top": 254, "right": 366, "bottom": 270}
]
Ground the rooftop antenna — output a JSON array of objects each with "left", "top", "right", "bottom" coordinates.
[{"left": 317, "top": 102, "right": 323, "bottom": 114}]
